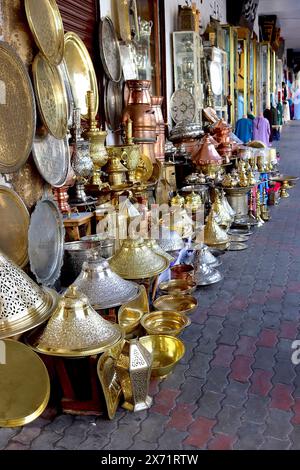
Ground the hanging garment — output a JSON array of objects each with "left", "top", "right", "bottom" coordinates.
[
  {"left": 293, "top": 88, "right": 300, "bottom": 120},
  {"left": 263, "top": 109, "right": 273, "bottom": 143},
  {"left": 277, "top": 102, "right": 283, "bottom": 126},
  {"left": 283, "top": 101, "right": 290, "bottom": 122},
  {"left": 252, "top": 117, "right": 271, "bottom": 147},
  {"left": 235, "top": 117, "right": 253, "bottom": 144}
]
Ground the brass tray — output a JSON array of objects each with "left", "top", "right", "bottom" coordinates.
[
  {"left": 0, "top": 42, "right": 36, "bottom": 173},
  {"left": 0, "top": 340, "right": 50, "bottom": 427},
  {"left": 97, "top": 342, "right": 124, "bottom": 420},
  {"left": 135, "top": 154, "right": 153, "bottom": 182},
  {"left": 28, "top": 196, "right": 65, "bottom": 286},
  {"left": 99, "top": 16, "right": 122, "bottom": 83},
  {"left": 25, "top": 0, "right": 64, "bottom": 66},
  {"left": 64, "top": 32, "right": 99, "bottom": 119},
  {"left": 0, "top": 186, "right": 30, "bottom": 268},
  {"left": 105, "top": 79, "right": 124, "bottom": 131},
  {"left": 32, "top": 53, "right": 68, "bottom": 139},
  {"left": 59, "top": 59, "right": 74, "bottom": 125},
  {"left": 32, "top": 132, "right": 70, "bottom": 188}
]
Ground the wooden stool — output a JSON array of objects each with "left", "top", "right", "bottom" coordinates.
[{"left": 63, "top": 212, "right": 94, "bottom": 242}]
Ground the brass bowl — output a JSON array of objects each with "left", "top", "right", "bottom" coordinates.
[
  {"left": 141, "top": 311, "right": 191, "bottom": 337},
  {"left": 139, "top": 335, "right": 185, "bottom": 378},
  {"left": 118, "top": 307, "right": 143, "bottom": 335},
  {"left": 153, "top": 295, "right": 198, "bottom": 315},
  {"left": 159, "top": 279, "right": 197, "bottom": 296}
]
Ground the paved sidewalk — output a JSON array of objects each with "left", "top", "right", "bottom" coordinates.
[{"left": 2, "top": 122, "right": 300, "bottom": 450}]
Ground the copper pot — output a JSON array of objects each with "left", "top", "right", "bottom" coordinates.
[
  {"left": 151, "top": 96, "right": 165, "bottom": 161},
  {"left": 127, "top": 80, "right": 152, "bottom": 104},
  {"left": 171, "top": 264, "right": 194, "bottom": 282}
]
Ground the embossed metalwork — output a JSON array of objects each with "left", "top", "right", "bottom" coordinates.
[
  {"left": 64, "top": 32, "right": 99, "bottom": 119},
  {"left": 62, "top": 240, "right": 103, "bottom": 286},
  {"left": 0, "top": 340, "right": 50, "bottom": 427},
  {"left": 24, "top": 286, "right": 123, "bottom": 357},
  {"left": 28, "top": 196, "right": 65, "bottom": 287},
  {"left": 99, "top": 17, "right": 122, "bottom": 83},
  {"left": 0, "top": 41, "right": 36, "bottom": 173},
  {"left": 72, "top": 254, "right": 140, "bottom": 310},
  {"left": 32, "top": 53, "right": 68, "bottom": 139},
  {"left": 97, "top": 342, "right": 123, "bottom": 420},
  {"left": 32, "top": 132, "right": 70, "bottom": 187},
  {"left": 170, "top": 89, "right": 196, "bottom": 123},
  {"left": 24, "top": 0, "right": 64, "bottom": 65},
  {"left": 0, "top": 186, "right": 30, "bottom": 268},
  {"left": 0, "top": 251, "right": 58, "bottom": 339}
]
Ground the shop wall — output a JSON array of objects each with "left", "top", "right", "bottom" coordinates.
[{"left": 163, "top": 0, "right": 227, "bottom": 125}]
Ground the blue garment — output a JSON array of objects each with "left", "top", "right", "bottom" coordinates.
[{"left": 235, "top": 117, "right": 253, "bottom": 144}]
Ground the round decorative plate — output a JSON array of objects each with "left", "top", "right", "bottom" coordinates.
[
  {"left": 170, "top": 89, "right": 196, "bottom": 124},
  {"left": 64, "top": 32, "right": 99, "bottom": 119},
  {"left": 210, "top": 61, "right": 223, "bottom": 96},
  {"left": 32, "top": 132, "right": 70, "bottom": 187},
  {"left": 104, "top": 79, "right": 123, "bottom": 131},
  {"left": 32, "top": 53, "right": 68, "bottom": 139},
  {"left": 25, "top": 0, "right": 64, "bottom": 66},
  {"left": 135, "top": 154, "right": 153, "bottom": 182},
  {"left": 28, "top": 197, "right": 65, "bottom": 287},
  {"left": 58, "top": 59, "right": 74, "bottom": 126},
  {"left": 0, "top": 340, "right": 50, "bottom": 427},
  {"left": 0, "top": 42, "right": 36, "bottom": 173},
  {"left": 99, "top": 16, "right": 122, "bottom": 83},
  {"left": 0, "top": 186, "right": 30, "bottom": 268}
]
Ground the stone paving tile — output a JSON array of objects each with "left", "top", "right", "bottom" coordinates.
[{"left": 2, "top": 123, "right": 300, "bottom": 450}]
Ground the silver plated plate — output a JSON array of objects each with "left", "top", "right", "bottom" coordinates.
[
  {"left": 170, "top": 89, "right": 196, "bottom": 124},
  {"left": 99, "top": 17, "right": 122, "bottom": 83},
  {"left": 28, "top": 197, "right": 65, "bottom": 287},
  {"left": 229, "top": 234, "right": 249, "bottom": 243},
  {"left": 228, "top": 229, "right": 253, "bottom": 236},
  {"left": 104, "top": 79, "right": 123, "bottom": 131},
  {"left": 32, "top": 133, "right": 70, "bottom": 188},
  {"left": 228, "top": 242, "right": 248, "bottom": 252}
]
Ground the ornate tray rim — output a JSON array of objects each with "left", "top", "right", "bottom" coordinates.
[
  {"left": 24, "top": 0, "right": 64, "bottom": 66},
  {"left": 64, "top": 31, "right": 99, "bottom": 120},
  {"left": 99, "top": 16, "right": 122, "bottom": 83},
  {"left": 32, "top": 53, "right": 68, "bottom": 140},
  {"left": 32, "top": 133, "right": 70, "bottom": 188},
  {"left": 28, "top": 196, "right": 65, "bottom": 287},
  {"left": 170, "top": 89, "right": 196, "bottom": 124},
  {"left": 0, "top": 185, "right": 30, "bottom": 268},
  {"left": 0, "top": 41, "right": 36, "bottom": 174}
]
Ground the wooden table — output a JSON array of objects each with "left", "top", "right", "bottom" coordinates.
[{"left": 63, "top": 212, "right": 94, "bottom": 242}]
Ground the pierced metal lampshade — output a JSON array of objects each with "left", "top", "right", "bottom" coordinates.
[
  {"left": 0, "top": 251, "right": 58, "bottom": 339},
  {"left": 158, "top": 228, "right": 184, "bottom": 253}
]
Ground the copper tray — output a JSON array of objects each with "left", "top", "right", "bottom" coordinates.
[
  {"left": 0, "top": 186, "right": 30, "bottom": 268},
  {"left": 32, "top": 132, "right": 70, "bottom": 187},
  {"left": 28, "top": 196, "right": 65, "bottom": 286},
  {"left": 0, "top": 340, "right": 50, "bottom": 427},
  {"left": 25, "top": 0, "right": 64, "bottom": 66},
  {"left": 64, "top": 32, "right": 99, "bottom": 119},
  {"left": 99, "top": 17, "right": 122, "bottom": 83},
  {"left": 0, "top": 42, "right": 36, "bottom": 173},
  {"left": 105, "top": 80, "right": 124, "bottom": 131},
  {"left": 32, "top": 53, "right": 68, "bottom": 139}
]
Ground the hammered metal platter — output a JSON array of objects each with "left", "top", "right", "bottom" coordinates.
[
  {"left": 0, "top": 340, "right": 50, "bottom": 427},
  {"left": 58, "top": 59, "right": 74, "bottom": 125},
  {"left": 28, "top": 197, "right": 65, "bottom": 286},
  {"left": 0, "top": 41, "right": 36, "bottom": 173},
  {"left": 32, "top": 132, "right": 70, "bottom": 187},
  {"left": 0, "top": 186, "right": 30, "bottom": 268},
  {"left": 99, "top": 16, "right": 122, "bottom": 83},
  {"left": 64, "top": 32, "right": 99, "bottom": 119},
  {"left": 32, "top": 53, "right": 68, "bottom": 139},
  {"left": 24, "top": 0, "right": 64, "bottom": 66},
  {"left": 104, "top": 79, "right": 123, "bottom": 131}
]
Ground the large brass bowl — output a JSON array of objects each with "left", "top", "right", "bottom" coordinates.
[
  {"left": 141, "top": 311, "right": 191, "bottom": 337},
  {"left": 158, "top": 279, "right": 197, "bottom": 296},
  {"left": 139, "top": 335, "right": 185, "bottom": 378},
  {"left": 153, "top": 295, "right": 198, "bottom": 315},
  {"left": 118, "top": 307, "right": 143, "bottom": 335}
]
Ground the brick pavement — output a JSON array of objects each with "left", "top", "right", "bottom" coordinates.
[{"left": 2, "top": 122, "right": 300, "bottom": 450}]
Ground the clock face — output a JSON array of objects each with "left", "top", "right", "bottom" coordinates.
[{"left": 170, "top": 89, "right": 196, "bottom": 123}]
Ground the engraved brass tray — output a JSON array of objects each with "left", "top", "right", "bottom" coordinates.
[
  {"left": 135, "top": 154, "right": 153, "bottom": 182},
  {"left": 28, "top": 197, "right": 65, "bottom": 286},
  {"left": 0, "top": 186, "right": 30, "bottom": 268},
  {"left": 64, "top": 32, "right": 99, "bottom": 119},
  {"left": 0, "top": 340, "right": 50, "bottom": 427},
  {"left": 0, "top": 42, "right": 36, "bottom": 173},
  {"left": 32, "top": 53, "right": 68, "bottom": 139},
  {"left": 105, "top": 79, "right": 124, "bottom": 131},
  {"left": 99, "top": 16, "right": 122, "bottom": 83},
  {"left": 32, "top": 132, "right": 70, "bottom": 187},
  {"left": 25, "top": 0, "right": 64, "bottom": 65}
]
